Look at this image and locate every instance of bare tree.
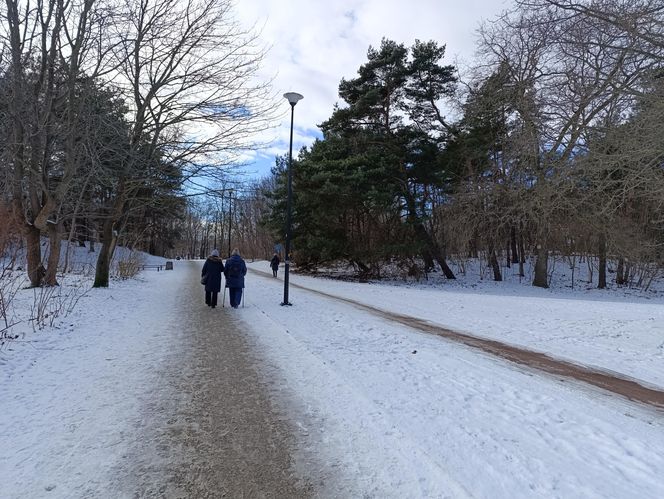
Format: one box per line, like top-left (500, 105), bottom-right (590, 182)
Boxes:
top-left (475, 1), bottom-right (655, 287)
top-left (1, 0), bottom-right (119, 286)
top-left (92, 0), bottom-right (276, 287)
top-left (518, 1), bottom-right (664, 64)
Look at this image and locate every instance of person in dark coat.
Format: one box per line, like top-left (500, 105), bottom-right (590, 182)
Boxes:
top-left (202, 249), bottom-right (224, 308)
top-left (224, 248), bottom-right (247, 308)
top-left (270, 253), bottom-right (280, 278)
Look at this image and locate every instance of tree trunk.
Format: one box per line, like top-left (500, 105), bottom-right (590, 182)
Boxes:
top-left (511, 226), bottom-right (519, 264)
top-left (94, 242), bottom-right (112, 288)
top-left (406, 194), bottom-right (455, 279)
top-left (469, 235), bottom-right (479, 259)
top-left (518, 223), bottom-right (526, 277)
top-left (489, 242), bottom-right (502, 281)
top-left (413, 220), bottom-right (455, 279)
top-left (93, 218), bottom-right (118, 288)
top-left (63, 216), bottom-right (78, 273)
top-left (532, 245), bottom-right (548, 288)
top-left (616, 258), bottom-right (625, 285)
top-left (350, 259), bottom-right (371, 277)
top-left (77, 218), bottom-right (85, 246)
top-left (598, 233), bottom-right (607, 289)
top-left (44, 221), bottom-right (62, 286)
top-left (438, 257), bottom-right (456, 280)
top-left (418, 242), bottom-right (436, 272)
top-left (86, 218), bottom-right (95, 252)
top-left (25, 225), bottom-right (45, 287)
top-left (623, 260), bottom-right (630, 286)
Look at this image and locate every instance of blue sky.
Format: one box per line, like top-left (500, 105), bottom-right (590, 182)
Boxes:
top-left (234, 0), bottom-right (510, 179)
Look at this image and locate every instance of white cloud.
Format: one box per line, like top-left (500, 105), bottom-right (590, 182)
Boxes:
top-left (234, 0), bottom-right (510, 177)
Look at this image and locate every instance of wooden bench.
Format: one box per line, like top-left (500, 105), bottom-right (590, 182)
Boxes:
top-left (138, 264), bottom-right (164, 271)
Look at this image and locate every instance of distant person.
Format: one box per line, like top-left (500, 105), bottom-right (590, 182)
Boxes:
top-left (270, 253), bottom-right (280, 278)
top-left (224, 248), bottom-right (247, 308)
top-left (202, 249), bottom-right (224, 308)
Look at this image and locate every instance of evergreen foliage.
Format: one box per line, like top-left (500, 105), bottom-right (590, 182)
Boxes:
top-left (267, 39), bottom-right (459, 277)
top-left (264, 2), bottom-right (664, 288)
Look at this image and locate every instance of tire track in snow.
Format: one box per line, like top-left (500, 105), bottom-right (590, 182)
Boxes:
top-left (249, 268), bottom-right (664, 412)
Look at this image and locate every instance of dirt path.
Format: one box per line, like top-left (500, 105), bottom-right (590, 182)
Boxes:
top-left (250, 268), bottom-right (664, 412)
top-left (111, 262), bottom-right (314, 498)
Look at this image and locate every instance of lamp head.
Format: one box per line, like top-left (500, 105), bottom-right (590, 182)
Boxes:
top-left (283, 92), bottom-right (303, 106)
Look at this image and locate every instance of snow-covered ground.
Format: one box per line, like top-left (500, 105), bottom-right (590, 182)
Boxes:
top-left (1, 260), bottom-right (178, 497)
top-left (2, 253), bottom-right (663, 498)
top-left (265, 262), bottom-right (664, 389)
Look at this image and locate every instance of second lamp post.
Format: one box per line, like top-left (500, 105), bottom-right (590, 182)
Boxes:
top-left (282, 91), bottom-right (303, 306)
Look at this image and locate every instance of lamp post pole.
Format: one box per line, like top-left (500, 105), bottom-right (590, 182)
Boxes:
top-left (282, 92), bottom-right (303, 306)
top-left (213, 213), bottom-right (217, 250)
top-left (227, 189), bottom-right (233, 258)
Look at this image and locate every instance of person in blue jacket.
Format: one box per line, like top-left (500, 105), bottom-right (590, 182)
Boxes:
top-left (224, 248), bottom-right (247, 308)
top-left (202, 249), bottom-right (224, 308)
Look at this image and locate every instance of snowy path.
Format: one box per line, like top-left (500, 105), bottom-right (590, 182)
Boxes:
top-left (254, 267), bottom-right (664, 410)
top-left (1, 263), bottom-right (313, 498)
top-left (107, 261), bottom-right (313, 496)
top-left (237, 264), bottom-right (664, 498)
top-left (3, 260), bottom-right (664, 498)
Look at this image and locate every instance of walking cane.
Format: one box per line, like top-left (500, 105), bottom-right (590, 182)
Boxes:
top-left (242, 287), bottom-right (245, 308)
top-left (222, 286), bottom-right (226, 308)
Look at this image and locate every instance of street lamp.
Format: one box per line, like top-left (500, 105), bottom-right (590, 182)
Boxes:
top-left (227, 189), bottom-right (233, 258)
top-left (282, 91), bottom-right (303, 306)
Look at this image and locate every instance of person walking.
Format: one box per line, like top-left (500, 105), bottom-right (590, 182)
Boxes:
top-left (202, 249), bottom-right (224, 308)
top-left (270, 253), bottom-right (280, 278)
top-left (224, 248), bottom-right (247, 309)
